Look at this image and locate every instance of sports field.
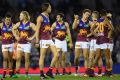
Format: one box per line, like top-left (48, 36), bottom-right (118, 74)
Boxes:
top-left (0, 74), bottom-right (120, 80)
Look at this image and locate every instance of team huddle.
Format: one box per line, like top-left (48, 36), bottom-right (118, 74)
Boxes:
top-left (0, 2), bottom-right (113, 79)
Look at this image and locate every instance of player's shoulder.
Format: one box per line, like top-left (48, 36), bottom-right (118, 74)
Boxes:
top-left (64, 21), bottom-right (69, 25)
top-left (37, 14), bottom-right (43, 22)
top-left (13, 22), bottom-right (21, 27)
top-left (0, 22), bottom-right (4, 28)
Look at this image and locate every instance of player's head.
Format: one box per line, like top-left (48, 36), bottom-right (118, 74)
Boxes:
top-left (56, 13), bottom-right (64, 22)
top-left (99, 9), bottom-right (107, 18)
top-left (107, 13), bottom-right (112, 20)
top-left (92, 11), bottom-right (99, 19)
top-left (82, 9), bottom-right (91, 19)
top-left (4, 12), bottom-right (12, 24)
top-left (20, 11), bottom-right (30, 21)
top-left (41, 3), bottom-right (51, 13)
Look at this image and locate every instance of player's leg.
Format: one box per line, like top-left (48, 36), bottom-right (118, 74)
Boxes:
top-left (103, 48), bottom-right (113, 77)
top-left (82, 42), bottom-right (89, 76)
top-left (23, 43), bottom-right (31, 77)
top-left (97, 56), bottom-right (103, 76)
top-left (74, 42), bottom-right (82, 75)
top-left (16, 44), bottom-right (23, 76)
top-left (61, 40), bottom-right (67, 75)
top-left (8, 52), bottom-right (13, 77)
top-left (39, 48), bottom-right (47, 78)
top-left (54, 39), bottom-right (62, 75)
top-left (2, 46), bottom-right (9, 78)
top-left (61, 51), bottom-right (66, 75)
top-left (8, 44), bottom-right (14, 77)
top-left (46, 44), bottom-right (59, 78)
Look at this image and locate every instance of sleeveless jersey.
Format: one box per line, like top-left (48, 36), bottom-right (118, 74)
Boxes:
top-left (1, 22), bottom-right (13, 44)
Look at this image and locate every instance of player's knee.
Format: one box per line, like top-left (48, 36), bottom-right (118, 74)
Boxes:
top-left (84, 56), bottom-right (88, 61)
top-left (25, 58), bottom-right (30, 63)
top-left (106, 55), bottom-right (111, 60)
top-left (16, 57), bottom-right (21, 62)
top-left (39, 60), bottom-right (43, 66)
top-left (9, 58), bottom-right (13, 63)
top-left (74, 57), bottom-right (79, 64)
top-left (55, 53), bottom-right (59, 58)
top-left (62, 57), bottom-right (65, 61)
top-left (74, 57), bottom-right (79, 61)
top-left (89, 58), bottom-right (93, 62)
top-left (40, 55), bottom-right (45, 60)
top-left (3, 57), bottom-right (8, 61)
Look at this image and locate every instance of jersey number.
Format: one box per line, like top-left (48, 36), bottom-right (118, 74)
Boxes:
top-left (96, 22), bottom-right (104, 33)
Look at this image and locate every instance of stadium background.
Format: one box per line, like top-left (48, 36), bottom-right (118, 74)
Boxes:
top-left (0, 0), bottom-right (120, 74)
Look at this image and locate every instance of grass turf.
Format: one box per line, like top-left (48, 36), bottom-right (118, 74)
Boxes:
top-left (0, 74), bottom-right (120, 80)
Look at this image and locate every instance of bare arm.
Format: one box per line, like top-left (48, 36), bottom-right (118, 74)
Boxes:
top-left (72, 15), bottom-right (79, 30)
top-left (105, 20), bottom-right (113, 38)
top-left (51, 22), bottom-right (56, 32)
top-left (51, 22), bottom-right (56, 39)
top-left (12, 22), bottom-right (20, 39)
top-left (30, 22), bottom-right (36, 31)
top-left (65, 22), bottom-right (73, 48)
top-left (0, 23), bottom-right (3, 40)
top-left (28, 22), bottom-right (36, 40)
top-left (36, 16), bottom-right (43, 43)
top-left (88, 21), bottom-right (97, 37)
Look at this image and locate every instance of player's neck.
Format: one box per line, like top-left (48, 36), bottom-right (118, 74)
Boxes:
top-left (5, 22), bottom-right (10, 26)
top-left (42, 12), bottom-right (49, 17)
top-left (92, 18), bottom-right (97, 21)
top-left (22, 20), bottom-right (29, 24)
top-left (58, 21), bottom-right (63, 24)
top-left (81, 17), bottom-right (87, 22)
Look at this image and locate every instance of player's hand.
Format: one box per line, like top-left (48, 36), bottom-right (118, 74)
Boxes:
top-left (87, 33), bottom-right (92, 37)
top-left (27, 37), bottom-right (33, 42)
top-left (16, 36), bottom-right (20, 41)
top-left (74, 15), bottom-right (79, 20)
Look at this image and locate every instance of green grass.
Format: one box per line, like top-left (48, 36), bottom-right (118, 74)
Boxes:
top-left (0, 74), bottom-right (120, 80)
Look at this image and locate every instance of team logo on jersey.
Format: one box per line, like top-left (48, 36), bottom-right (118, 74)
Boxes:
top-left (44, 20), bottom-right (47, 23)
top-left (85, 24), bottom-right (89, 27)
top-left (56, 26), bottom-right (59, 29)
top-left (56, 31), bottom-right (65, 38)
top-left (61, 26), bottom-right (65, 29)
top-left (8, 28), bottom-right (12, 31)
top-left (19, 26), bottom-right (23, 29)
top-left (2, 28), bottom-right (6, 31)
top-left (3, 33), bottom-right (12, 39)
top-left (4, 47), bottom-right (8, 49)
top-left (43, 25), bottom-right (51, 32)
top-left (20, 31), bottom-right (28, 38)
top-left (78, 29), bottom-right (87, 36)
top-left (17, 45), bottom-right (21, 48)
top-left (24, 26), bottom-right (30, 30)
top-left (79, 24), bottom-right (83, 26)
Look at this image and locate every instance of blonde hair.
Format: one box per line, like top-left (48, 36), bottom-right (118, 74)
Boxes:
top-left (21, 11), bottom-right (30, 21)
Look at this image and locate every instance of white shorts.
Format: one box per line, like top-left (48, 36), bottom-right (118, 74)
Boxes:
top-left (40, 40), bottom-right (55, 48)
top-left (90, 39), bottom-right (99, 51)
top-left (96, 43), bottom-right (109, 49)
top-left (108, 43), bottom-right (113, 52)
top-left (75, 41), bottom-right (89, 49)
top-left (55, 39), bottom-right (67, 52)
top-left (2, 43), bottom-right (14, 52)
top-left (17, 43), bottom-right (31, 53)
